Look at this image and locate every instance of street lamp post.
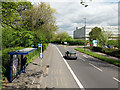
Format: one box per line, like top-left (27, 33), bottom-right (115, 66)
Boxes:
top-left (84, 18), bottom-right (86, 51)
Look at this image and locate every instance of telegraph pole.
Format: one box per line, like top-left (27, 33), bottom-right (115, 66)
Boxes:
top-left (84, 18), bottom-right (86, 51)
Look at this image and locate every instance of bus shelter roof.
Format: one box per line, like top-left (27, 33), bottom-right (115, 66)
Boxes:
top-left (8, 48), bottom-right (37, 55)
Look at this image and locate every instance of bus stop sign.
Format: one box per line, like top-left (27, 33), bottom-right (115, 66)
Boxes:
top-left (38, 44), bottom-right (41, 47)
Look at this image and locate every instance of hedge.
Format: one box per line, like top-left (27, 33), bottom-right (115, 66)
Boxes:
top-left (52, 39), bottom-right (85, 45)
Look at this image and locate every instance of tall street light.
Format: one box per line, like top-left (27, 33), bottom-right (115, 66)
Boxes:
top-left (83, 18), bottom-right (86, 51)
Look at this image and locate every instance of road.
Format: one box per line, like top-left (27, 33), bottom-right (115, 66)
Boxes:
top-left (56, 44), bottom-right (120, 89)
top-left (6, 44), bottom-right (120, 89)
top-left (40, 44), bottom-right (120, 89)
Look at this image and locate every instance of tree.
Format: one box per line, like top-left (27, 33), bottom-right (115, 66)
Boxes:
top-left (89, 27), bottom-right (109, 46)
top-left (2, 2), bottom-right (33, 30)
top-left (53, 32), bottom-right (72, 43)
top-left (98, 28), bottom-right (108, 46)
top-left (21, 2), bottom-right (58, 43)
top-left (2, 2), bottom-right (57, 48)
top-left (89, 27), bottom-right (102, 42)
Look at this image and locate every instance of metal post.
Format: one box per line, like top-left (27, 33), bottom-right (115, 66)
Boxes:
top-left (41, 44), bottom-right (42, 54)
top-left (84, 18), bottom-right (86, 51)
top-left (40, 44), bottom-right (42, 67)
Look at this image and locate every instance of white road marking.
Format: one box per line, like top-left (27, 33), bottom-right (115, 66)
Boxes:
top-left (83, 55), bottom-right (88, 58)
top-left (89, 63), bottom-right (103, 72)
top-left (79, 57), bottom-right (85, 61)
top-left (113, 77), bottom-right (120, 83)
top-left (55, 45), bottom-right (85, 90)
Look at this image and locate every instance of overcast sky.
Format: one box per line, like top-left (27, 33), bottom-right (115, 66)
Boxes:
top-left (29, 0), bottom-right (119, 37)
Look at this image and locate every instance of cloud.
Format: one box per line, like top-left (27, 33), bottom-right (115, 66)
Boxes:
top-left (29, 0), bottom-right (118, 37)
top-left (50, 1), bottom-right (118, 32)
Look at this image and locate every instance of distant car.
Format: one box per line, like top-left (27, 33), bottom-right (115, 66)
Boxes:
top-left (64, 51), bottom-right (77, 60)
top-left (64, 42), bottom-right (67, 45)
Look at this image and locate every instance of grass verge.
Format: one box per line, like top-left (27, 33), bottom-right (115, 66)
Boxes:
top-left (75, 48), bottom-right (120, 67)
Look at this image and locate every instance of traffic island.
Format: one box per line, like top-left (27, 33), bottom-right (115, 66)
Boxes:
top-left (75, 47), bottom-right (120, 67)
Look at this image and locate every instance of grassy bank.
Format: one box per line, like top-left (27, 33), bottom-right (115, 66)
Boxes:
top-left (75, 48), bottom-right (120, 67)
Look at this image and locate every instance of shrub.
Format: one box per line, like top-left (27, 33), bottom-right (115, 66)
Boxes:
top-left (92, 47), bottom-right (104, 52)
top-left (107, 40), bottom-right (119, 48)
top-left (67, 39), bottom-right (84, 45)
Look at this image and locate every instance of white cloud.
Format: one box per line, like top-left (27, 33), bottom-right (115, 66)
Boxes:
top-left (28, 0), bottom-right (118, 37)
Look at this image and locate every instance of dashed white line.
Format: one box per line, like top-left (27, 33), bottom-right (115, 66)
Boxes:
top-left (55, 45), bottom-right (85, 90)
top-left (113, 77), bottom-right (120, 83)
top-left (89, 63), bottom-right (103, 72)
top-left (79, 57), bottom-right (85, 61)
top-left (83, 55), bottom-right (88, 58)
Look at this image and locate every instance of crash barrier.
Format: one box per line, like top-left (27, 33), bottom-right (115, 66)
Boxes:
top-left (8, 48), bottom-right (37, 83)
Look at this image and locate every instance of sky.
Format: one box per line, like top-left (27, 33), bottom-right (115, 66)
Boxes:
top-left (28, 0), bottom-right (119, 37)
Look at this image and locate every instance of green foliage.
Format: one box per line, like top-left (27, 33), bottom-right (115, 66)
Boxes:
top-left (92, 47), bottom-right (104, 52)
top-left (52, 32), bottom-right (72, 43)
top-left (89, 27), bottom-right (109, 46)
top-left (2, 26), bottom-right (34, 48)
top-left (2, 44), bottom-right (48, 80)
top-left (67, 39), bottom-right (84, 45)
top-left (21, 2), bottom-right (57, 41)
top-left (103, 48), bottom-right (120, 58)
top-left (88, 46), bottom-right (120, 58)
top-left (2, 1), bottom-right (53, 82)
top-left (107, 40), bottom-right (119, 48)
top-left (75, 48), bottom-right (120, 67)
top-left (2, 2), bottom-right (57, 49)
top-left (89, 27), bottom-right (102, 41)
top-left (2, 2), bottom-right (33, 30)
top-left (52, 31), bottom-right (85, 45)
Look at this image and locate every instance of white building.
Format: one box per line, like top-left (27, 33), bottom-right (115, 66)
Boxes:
top-left (73, 26), bottom-right (119, 40)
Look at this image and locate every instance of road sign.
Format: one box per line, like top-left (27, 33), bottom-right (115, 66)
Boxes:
top-left (31, 45), bottom-right (34, 47)
top-left (92, 40), bottom-right (97, 46)
top-left (87, 42), bottom-right (90, 47)
top-left (92, 40), bottom-right (97, 44)
top-left (38, 44), bottom-right (41, 47)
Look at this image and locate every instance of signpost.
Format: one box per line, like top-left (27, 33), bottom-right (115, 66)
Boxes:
top-left (38, 44), bottom-right (43, 67)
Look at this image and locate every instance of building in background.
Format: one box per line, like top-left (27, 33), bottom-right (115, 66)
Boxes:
top-left (73, 26), bottom-right (118, 40)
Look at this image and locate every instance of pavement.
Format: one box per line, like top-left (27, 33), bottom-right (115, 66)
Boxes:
top-left (4, 44), bottom-right (79, 89)
top-left (57, 45), bottom-right (120, 89)
top-left (3, 44), bottom-right (120, 89)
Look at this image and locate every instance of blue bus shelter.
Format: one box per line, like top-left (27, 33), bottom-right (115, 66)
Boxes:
top-left (8, 48), bottom-right (37, 83)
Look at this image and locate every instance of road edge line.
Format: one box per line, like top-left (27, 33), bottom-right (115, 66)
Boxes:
top-left (55, 45), bottom-right (85, 90)
top-left (113, 77), bottom-right (120, 83)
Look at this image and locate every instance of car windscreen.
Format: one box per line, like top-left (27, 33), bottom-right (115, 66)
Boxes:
top-left (70, 53), bottom-right (76, 56)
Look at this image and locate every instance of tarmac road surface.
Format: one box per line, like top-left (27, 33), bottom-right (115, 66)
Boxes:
top-left (5, 44), bottom-right (120, 90)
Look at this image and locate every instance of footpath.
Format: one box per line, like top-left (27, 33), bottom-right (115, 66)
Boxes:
top-left (3, 45), bottom-right (51, 89)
